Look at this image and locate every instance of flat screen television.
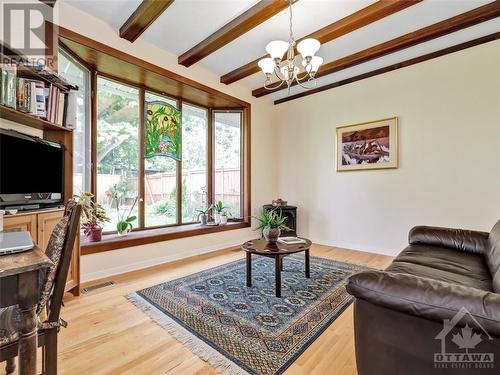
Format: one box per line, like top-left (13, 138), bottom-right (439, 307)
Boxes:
top-left (0, 129), bottom-right (64, 210)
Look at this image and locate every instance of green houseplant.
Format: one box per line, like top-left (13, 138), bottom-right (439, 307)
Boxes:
top-left (196, 207), bottom-right (211, 225)
top-left (115, 197), bottom-right (138, 236)
top-left (212, 200), bottom-right (227, 224)
top-left (254, 209), bottom-right (289, 243)
top-left (74, 192), bottom-right (110, 242)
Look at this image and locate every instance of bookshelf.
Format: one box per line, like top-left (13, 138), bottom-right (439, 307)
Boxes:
top-left (0, 104), bottom-right (72, 132)
top-left (0, 45), bottom-right (80, 296)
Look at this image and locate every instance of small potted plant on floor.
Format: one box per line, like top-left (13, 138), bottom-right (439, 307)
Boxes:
top-left (212, 200), bottom-right (227, 224)
top-left (254, 209), bottom-right (289, 243)
top-left (75, 192), bottom-right (110, 242)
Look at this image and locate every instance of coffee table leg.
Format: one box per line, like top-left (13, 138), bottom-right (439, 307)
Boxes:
top-left (246, 252), bottom-right (252, 287)
top-left (275, 255), bottom-right (282, 298)
top-left (305, 249), bottom-right (310, 278)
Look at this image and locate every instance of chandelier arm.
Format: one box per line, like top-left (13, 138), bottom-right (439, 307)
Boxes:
top-left (264, 79), bottom-right (286, 91)
top-left (294, 75), bottom-right (316, 90)
top-left (273, 64), bottom-right (285, 81)
top-left (295, 71), bottom-right (312, 82)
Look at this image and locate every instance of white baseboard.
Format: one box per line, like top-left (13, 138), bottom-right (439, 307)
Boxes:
top-left (81, 237), bottom-right (254, 283)
top-left (312, 238), bottom-right (400, 257)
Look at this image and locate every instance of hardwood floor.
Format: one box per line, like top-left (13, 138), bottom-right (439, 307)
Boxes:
top-left (4, 244), bottom-right (393, 375)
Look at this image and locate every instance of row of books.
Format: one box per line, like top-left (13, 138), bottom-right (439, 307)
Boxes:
top-left (1, 65), bottom-right (77, 128)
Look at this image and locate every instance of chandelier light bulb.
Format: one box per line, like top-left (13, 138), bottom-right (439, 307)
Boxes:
top-left (258, 57), bottom-right (275, 75)
top-left (297, 38), bottom-right (320, 59)
top-left (266, 40), bottom-right (289, 60)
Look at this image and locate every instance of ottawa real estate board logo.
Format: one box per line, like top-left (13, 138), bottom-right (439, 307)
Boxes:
top-left (434, 307), bottom-right (494, 370)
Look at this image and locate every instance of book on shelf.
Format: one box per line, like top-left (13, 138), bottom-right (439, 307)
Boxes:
top-left (3, 74), bottom-right (76, 128)
top-left (277, 237), bottom-right (306, 245)
top-left (16, 78), bottom-right (47, 117)
top-left (1, 65), bottom-right (17, 108)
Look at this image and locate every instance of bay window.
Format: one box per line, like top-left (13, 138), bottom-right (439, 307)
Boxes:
top-left (87, 76), bottom-right (247, 235)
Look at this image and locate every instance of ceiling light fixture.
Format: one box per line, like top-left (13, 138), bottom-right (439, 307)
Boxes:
top-left (258, 0), bottom-right (323, 93)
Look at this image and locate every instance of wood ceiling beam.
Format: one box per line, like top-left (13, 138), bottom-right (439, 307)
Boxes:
top-left (220, 0), bottom-right (422, 85)
top-left (39, 0), bottom-right (56, 7)
top-left (274, 32), bottom-right (500, 105)
top-left (119, 0), bottom-right (175, 43)
top-left (178, 0), bottom-right (293, 67)
top-left (253, 1), bottom-right (500, 97)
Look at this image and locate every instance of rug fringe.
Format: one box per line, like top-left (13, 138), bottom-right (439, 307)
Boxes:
top-left (126, 292), bottom-right (251, 375)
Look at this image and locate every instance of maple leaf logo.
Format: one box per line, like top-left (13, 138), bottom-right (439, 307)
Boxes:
top-left (451, 324), bottom-right (483, 353)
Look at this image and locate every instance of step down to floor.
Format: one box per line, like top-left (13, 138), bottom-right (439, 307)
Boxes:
top-left (81, 280), bottom-right (116, 294)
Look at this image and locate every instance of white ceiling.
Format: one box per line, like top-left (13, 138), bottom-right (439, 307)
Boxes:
top-left (64, 0), bottom-right (499, 102)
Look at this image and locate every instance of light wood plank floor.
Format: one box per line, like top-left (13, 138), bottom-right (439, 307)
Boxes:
top-left (4, 244), bottom-right (392, 375)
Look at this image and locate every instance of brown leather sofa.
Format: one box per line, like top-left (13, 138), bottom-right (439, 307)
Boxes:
top-left (347, 220), bottom-right (500, 375)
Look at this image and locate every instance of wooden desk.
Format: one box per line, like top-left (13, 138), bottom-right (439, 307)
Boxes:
top-left (0, 243), bottom-right (52, 375)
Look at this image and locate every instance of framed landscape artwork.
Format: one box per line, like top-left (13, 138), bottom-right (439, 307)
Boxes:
top-left (336, 117), bottom-right (398, 171)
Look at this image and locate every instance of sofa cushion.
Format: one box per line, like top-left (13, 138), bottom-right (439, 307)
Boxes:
top-left (409, 226), bottom-right (489, 254)
top-left (387, 244), bottom-right (492, 291)
top-left (486, 219), bottom-right (500, 292)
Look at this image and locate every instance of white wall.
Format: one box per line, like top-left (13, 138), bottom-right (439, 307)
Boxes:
top-left (275, 40), bottom-right (500, 256)
top-left (52, 2), bottom-right (277, 281)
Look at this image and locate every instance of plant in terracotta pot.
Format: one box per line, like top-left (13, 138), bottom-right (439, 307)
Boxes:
top-left (254, 209), bottom-right (289, 243)
top-left (74, 192), bottom-right (110, 242)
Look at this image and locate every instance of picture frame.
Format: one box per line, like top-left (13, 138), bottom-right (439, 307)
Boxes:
top-left (336, 117), bottom-right (398, 171)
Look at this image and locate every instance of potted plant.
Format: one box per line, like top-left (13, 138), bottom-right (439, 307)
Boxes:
top-left (212, 201), bottom-right (227, 224)
top-left (219, 210), bottom-right (229, 225)
top-left (197, 207), bottom-right (211, 225)
top-left (116, 196), bottom-right (138, 236)
top-left (74, 192), bottom-right (110, 242)
top-left (254, 209), bottom-right (289, 243)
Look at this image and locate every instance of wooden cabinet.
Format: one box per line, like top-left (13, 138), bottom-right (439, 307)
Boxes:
top-left (3, 208), bottom-right (80, 296)
top-left (3, 214), bottom-right (38, 242)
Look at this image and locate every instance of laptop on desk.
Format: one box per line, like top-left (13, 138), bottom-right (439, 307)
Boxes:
top-left (0, 231), bottom-right (35, 255)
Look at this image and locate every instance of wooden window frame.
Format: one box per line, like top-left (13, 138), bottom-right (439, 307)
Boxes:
top-left (72, 51), bottom-right (251, 255)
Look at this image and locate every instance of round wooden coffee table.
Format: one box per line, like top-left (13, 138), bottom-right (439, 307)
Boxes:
top-left (241, 238), bottom-right (312, 297)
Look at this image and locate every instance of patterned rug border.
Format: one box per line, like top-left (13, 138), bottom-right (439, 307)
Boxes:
top-left (126, 255), bottom-right (368, 375)
top-left (127, 292), bottom-right (251, 375)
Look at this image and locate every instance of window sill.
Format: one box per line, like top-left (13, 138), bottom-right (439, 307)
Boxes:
top-left (80, 221), bottom-right (251, 255)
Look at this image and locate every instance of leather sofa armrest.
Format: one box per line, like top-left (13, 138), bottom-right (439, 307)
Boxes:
top-left (409, 225), bottom-right (489, 254)
top-left (346, 270), bottom-right (500, 336)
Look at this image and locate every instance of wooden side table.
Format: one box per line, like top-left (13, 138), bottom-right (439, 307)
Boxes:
top-left (241, 238), bottom-right (312, 297)
top-left (0, 241), bottom-right (52, 375)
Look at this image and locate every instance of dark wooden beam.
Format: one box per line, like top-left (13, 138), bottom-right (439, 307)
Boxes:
top-left (39, 0), bottom-right (56, 7)
top-left (179, 0), bottom-right (292, 67)
top-left (254, 1), bottom-right (500, 97)
top-left (119, 0), bottom-right (175, 43)
top-left (220, 0), bottom-right (422, 85)
top-left (274, 32), bottom-right (500, 105)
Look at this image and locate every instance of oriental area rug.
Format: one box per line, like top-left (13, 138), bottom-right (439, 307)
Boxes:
top-left (127, 254), bottom-right (369, 375)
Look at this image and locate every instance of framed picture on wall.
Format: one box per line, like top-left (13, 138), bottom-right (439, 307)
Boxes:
top-left (336, 117), bottom-right (398, 171)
